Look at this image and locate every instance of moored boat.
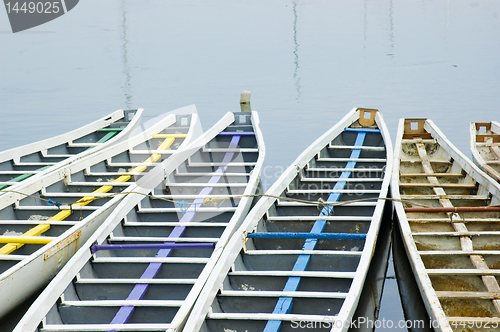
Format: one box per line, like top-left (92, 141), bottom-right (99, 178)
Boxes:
top-left (14, 109), bottom-right (265, 331)
top-left (392, 118), bottom-right (500, 332)
top-left (0, 107), bottom-right (199, 320)
top-left (183, 107), bottom-right (392, 332)
top-left (0, 109), bottom-right (142, 196)
top-left (470, 121), bottom-right (500, 182)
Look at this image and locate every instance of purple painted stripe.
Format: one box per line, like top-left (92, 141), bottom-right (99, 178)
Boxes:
top-left (109, 306), bottom-right (134, 327)
top-left (91, 242), bottom-right (214, 254)
top-left (128, 284), bottom-right (148, 300)
top-left (140, 262), bottom-right (163, 279)
top-left (217, 131), bottom-right (254, 136)
top-left (107, 135), bottom-right (241, 328)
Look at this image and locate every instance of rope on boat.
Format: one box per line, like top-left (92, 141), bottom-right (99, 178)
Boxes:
top-left (46, 199), bottom-right (62, 210)
top-left (3, 188), bottom-right (493, 213)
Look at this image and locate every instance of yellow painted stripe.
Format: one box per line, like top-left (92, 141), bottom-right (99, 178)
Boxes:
top-left (113, 175), bottom-right (132, 182)
top-left (24, 224), bottom-right (51, 236)
top-left (141, 154), bottom-right (162, 165)
top-left (0, 237), bottom-right (53, 244)
top-left (129, 154), bottom-right (162, 173)
top-left (0, 135), bottom-right (178, 255)
top-left (0, 244), bottom-right (21, 255)
top-left (0, 224), bottom-right (51, 255)
top-left (129, 138), bottom-right (175, 173)
top-left (129, 165), bottom-right (148, 174)
top-left (153, 134), bottom-right (187, 138)
top-left (48, 209), bottom-right (72, 221)
top-left (157, 137), bottom-right (176, 151)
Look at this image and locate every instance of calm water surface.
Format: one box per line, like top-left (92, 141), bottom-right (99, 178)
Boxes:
top-left (1, 0), bottom-right (500, 330)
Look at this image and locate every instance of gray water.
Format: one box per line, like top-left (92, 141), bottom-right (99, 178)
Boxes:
top-left (1, 0), bottom-right (500, 330)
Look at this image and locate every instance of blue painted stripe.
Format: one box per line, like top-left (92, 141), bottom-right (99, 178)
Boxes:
top-left (107, 134), bottom-right (241, 329)
top-left (344, 127), bottom-right (380, 133)
top-left (218, 131), bottom-right (255, 136)
top-left (263, 130), bottom-right (368, 332)
top-left (247, 232), bottom-right (366, 239)
top-left (353, 132), bottom-right (366, 147)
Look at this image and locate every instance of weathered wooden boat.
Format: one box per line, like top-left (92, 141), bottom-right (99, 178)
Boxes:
top-left (183, 107), bottom-right (392, 332)
top-left (470, 121), bottom-right (500, 182)
top-left (15, 109), bottom-right (265, 332)
top-left (0, 109), bottom-right (142, 195)
top-left (392, 118), bottom-right (500, 332)
top-left (0, 107), bottom-right (199, 320)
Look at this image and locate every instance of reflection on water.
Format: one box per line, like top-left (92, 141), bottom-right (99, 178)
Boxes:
top-left (292, 0), bottom-right (301, 102)
top-left (363, 0), bottom-right (368, 48)
top-left (121, 0), bottom-right (132, 109)
top-left (388, 0), bottom-right (394, 59)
